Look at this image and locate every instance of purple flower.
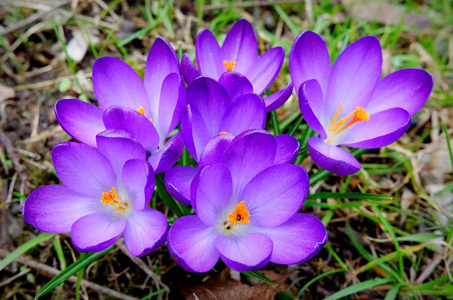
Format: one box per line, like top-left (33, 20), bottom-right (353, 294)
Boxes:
top-left (167, 131), bottom-right (327, 272)
top-left (22, 131), bottom-right (168, 256)
top-left (181, 19), bottom-right (293, 112)
top-left (289, 31), bottom-right (433, 175)
top-left (54, 37), bottom-right (186, 174)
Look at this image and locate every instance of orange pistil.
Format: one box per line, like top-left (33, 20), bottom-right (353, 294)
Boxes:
top-left (223, 60), bottom-right (236, 72)
top-left (137, 106), bottom-right (153, 123)
top-left (328, 104), bottom-right (369, 137)
top-left (101, 187), bottom-right (127, 210)
top-left (227, 201), bottom-right (250, 226)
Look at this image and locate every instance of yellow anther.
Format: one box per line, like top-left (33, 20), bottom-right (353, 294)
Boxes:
top-left (219, 131), bottom-right (229, 135)
top-left (137, 106), bottom-right (146, 116)
top-left (227, 201), bottom-right (250, 226)
top-left (223, 60), bottom-right (236, 72)
top-left (101, 187), bottom-right (127, 211)
top-left (328, 104), bottom-right (370, 136)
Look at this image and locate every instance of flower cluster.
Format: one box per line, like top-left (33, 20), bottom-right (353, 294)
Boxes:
top-left (23, 19), bottom-right (432, 273)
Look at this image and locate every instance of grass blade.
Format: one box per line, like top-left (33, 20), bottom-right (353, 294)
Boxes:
top-left (324, 277), bottom-right (393, 300)
top-left (241, 270), bottom-right (276, 286)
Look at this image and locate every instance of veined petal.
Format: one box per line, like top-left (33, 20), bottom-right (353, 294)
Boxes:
top-left (167, 215), bottom-right (219, 273)
top-left (219, 93), bottom-right (266, 136)
top-left (241, 164), bottom-right (308, 227)
top-left (164, 166), bottom-right (197, 205)
top-left (325, 36), bottom-right (382, 118)
top-left (299, 79), bottom-right (327, 139)
top-left (196, 30), bottom-right (223, 80)
top-left (23, 185), bottom-right (99, 233)
top-left (122, 159), bottom-right (154, 210)
top-left (71, 213), bottom-right (126, 252)
top-left (340, 108), bottom-right (411, 148)
top-left (258, 213), bottom-right (327, 264)
top-left (148, 132), bottom-right (184, 174)
top-left (144, 37), bottom-right (180, 114)
top-left (264, 82), bottom-right (293, 113)
top-left (96, 130), bottom-right (146, 179)
top-left (93, 57), bottom-right (150, 113)
top-left (198, 134), bottom-right (234, 169)
top-left (218, 72), bottom-right (253, 101)
top-left (193, 165), bottom-right (233, 226)
top-left (54, 99), bottom-right (105, 147)
top-left (275, 134), bottom-right (300, 164)
top-left (52, 142), bottom-right (116, 198)
top-left (289, 30), bottom-right (331, 94)
top-left (221, 19), bottom-right (257, 74)
top-left (366, 69), bottom-right (433, 116)
top-left (181, 53), bottom-right (200, 85)
top-left (245, 47), bottom-right (284, 95)
top-left (215, 233), bottom-right (272, 272)
top-left (123, 208), bottom-right (168, 257)
top-left (103, 106), bottom-right (159, 154)
top-left (308, 136), bottom-right (361, 176)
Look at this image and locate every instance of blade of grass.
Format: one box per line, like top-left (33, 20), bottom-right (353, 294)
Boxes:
top-left (155, 174), bottom-right (190, 217)
top-left (324, 277), bottom-right (394, 300)
top-left (384, 285), bottom-right (399, 300)
top-left (307, 192), bottom-right (392, 201)
top-left (297, 268), bottom-right (346, 297)
top-left (242, 270), bottom-right (276, 286)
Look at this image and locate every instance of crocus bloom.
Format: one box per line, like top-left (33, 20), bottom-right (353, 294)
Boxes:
top-left (55, 37), bottom-right (186, 173)
top-left (23, 131), bottom-right (168, 256)
top-left (289, 31), bottom-right (433, 175)
top-left (181, 19), bottom-right (293, 112)
top-left (167, 131), bottom-right (327, 272)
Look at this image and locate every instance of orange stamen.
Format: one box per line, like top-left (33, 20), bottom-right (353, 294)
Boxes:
top-left (328, 105), bottom-right (369, 137)
top-left (137, 107), bottom-right (153, 123)
top-left (101, 187), bottom-right (127, 210)
top-left (227, 201), bottom-right (250, 226)
top-left (219, 131), bottom-right (229, 135)
top-left (223, 60), bottom-right (236, 72)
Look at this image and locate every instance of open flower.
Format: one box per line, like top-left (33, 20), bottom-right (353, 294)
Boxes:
top-left (181, 19), bottom-right (293, 112)
top-left (167, 131), bottom-right (327, 272)
top-left (289, 31), bottom-right (433, 175)
top-left (23, 131), bottom-right (168, 256)
top-left (54, 37), bottom-right (185, 173)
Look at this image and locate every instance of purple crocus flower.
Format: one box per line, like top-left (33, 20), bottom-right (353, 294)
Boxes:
top-left (23, 130), bottom-right (168, 256)
top-left (167, 131), bottom-right (327, 272)
top-left (181, 19), bottom-right (293, 112)
top-left (54, 37), bottom-right (186, 174)
top-left (289, 31), bottom-right (433, 175)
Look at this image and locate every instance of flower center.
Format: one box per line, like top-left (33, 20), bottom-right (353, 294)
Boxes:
top-left (137, 106), bottom-right (153, 123)
top-left (327, 104), bottom-right (369, 142)
top-left (223, 60), bottom-right (236, 72)
top-left (223, 201), bottom-right (250, 230)
top-left (101, 187), bottom-right (128, 211)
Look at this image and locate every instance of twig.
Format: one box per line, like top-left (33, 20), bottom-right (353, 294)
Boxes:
top-left (201, 0), bottom-right (303, 11)
top-left (0, 248), bottom-right (139, 300)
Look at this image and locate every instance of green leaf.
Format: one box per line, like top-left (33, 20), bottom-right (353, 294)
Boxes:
top-left (0, 232), bottom-right (55, 271)
top-left (58, 78), bottom-right (72, 92)
top-left (384, 285), bottom-right (399, 300)
top-left (36, 245), bottom-right (116, 298)
top-left (307, 192), bottom-right (392, 200)
top-left (324, 277), bottom-right (393, 300)
top-left (241, 270), bottom-right (276, 286)
top-left (155, 173), bottom-right (191, 217)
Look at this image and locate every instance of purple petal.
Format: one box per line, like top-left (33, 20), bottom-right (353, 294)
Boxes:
top-left (367, 69), bottom-right (433, 116)
top-left (164, 166), bottom-right (197, 205)
top-left (220, 94), bottom-right (265, 135)
top-left (289, 31), bottom-right (331, 94)
top-left (325, 36), bottom-right (382, 117)
top-left (215, 233), bottom-right (272, 272)
top-left (275, 134), bottom-right (300, 164)
top-left (180, 105), bottom-right (202, 161)
top-left (167, 215), bottom-right (219, 273)
top-left (54, 99), bottom-right (105, 147)
top-left (181, 53), bottom-right (200, 85)
top-left (245, 47), bottom-right (284, 94)
top-left (258, 214), bottom-right (327, 264)
top-left (52, 142), bottom-right (116, 198)
top-left (221, 19), bottom-right (257, 74)
top-left (308, 136), bottom-right (361, 175)
top-left (220, 131), bottom-right (276, 196)
top-left (23, 185), bottom-right (99, 233)
top-left (196, 30), bottom-right (223, 80)
top-left (103, 106), bottom-right (159, 154)
top-left (193, 165), bottom-right (232, 226)
top-left (71, 213), bottom-right (126, 252)
top-left (241, 164), bottom-right (308, 227)
top-left (93, 57), bottom-right (149, 112)
top-left (122, 159), bottom-right (154, 210)
top-left (218, 72), bottom-right (253, 101)
top-left (341, 108), bottom-right (411, 148)
top-left (96, 130), bottom-right (146, 179)
top-left (148, 132), bottom-right (184, 174)
top-left (299, 80), bottom-right (327, 139)
top-left (264, 82), bottom-right (294, 113)
top-left (123, 208), bottom-right (168, 256)
top-left (198, 134), bottom-right (234, 169)
top-left (144, 37), bottom-right (180, 113)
